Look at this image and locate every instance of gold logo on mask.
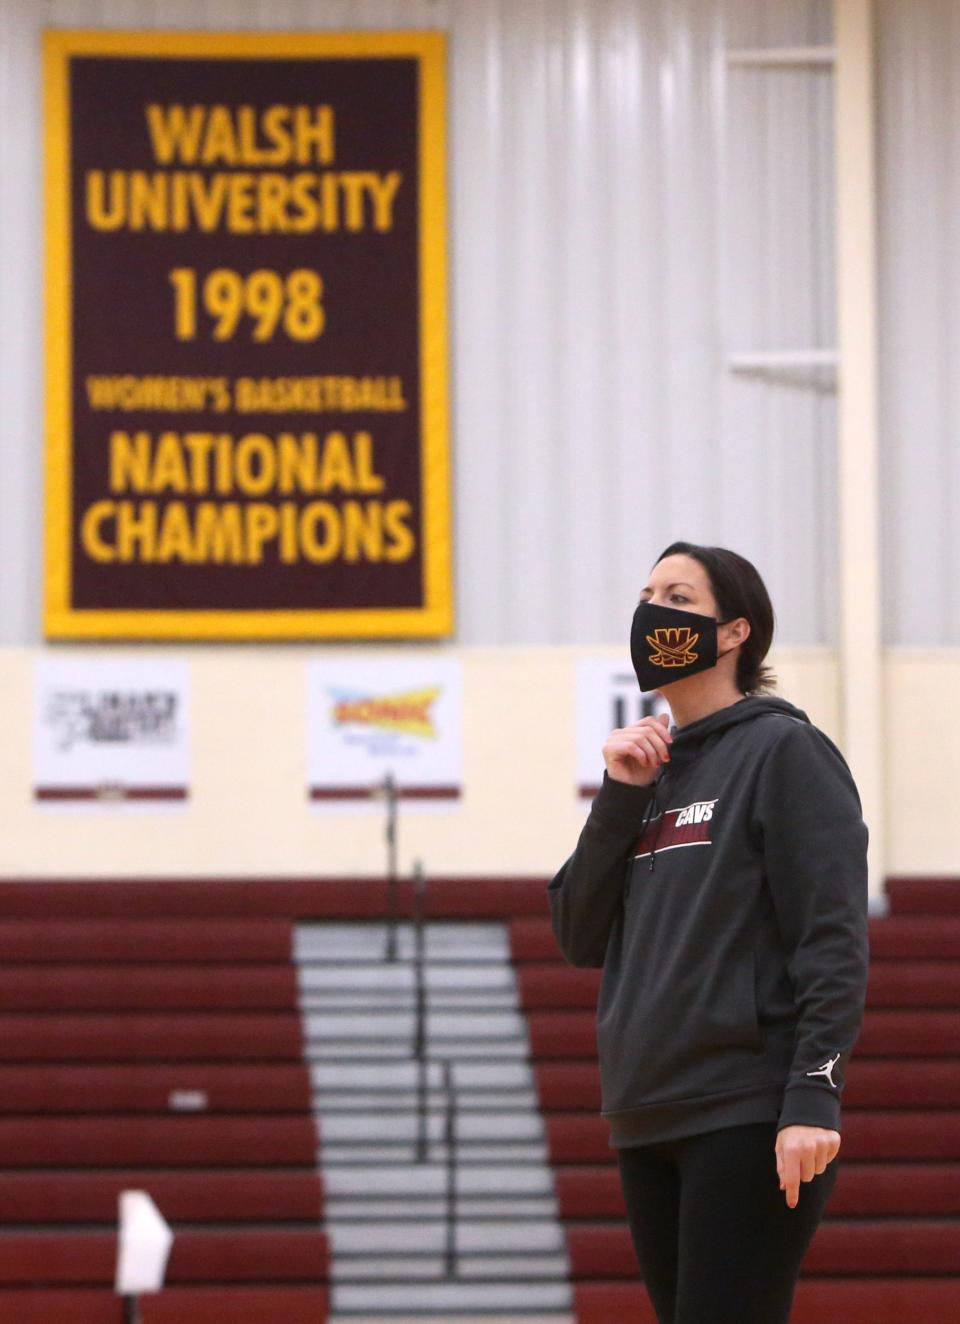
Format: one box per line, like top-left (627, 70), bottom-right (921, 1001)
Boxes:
top-left (646, 627), bottom-right (700, 667)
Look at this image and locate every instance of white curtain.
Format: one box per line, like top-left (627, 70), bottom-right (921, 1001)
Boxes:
top-left (0, 0), bottom-right (837, 644)
top-left (877, 0), bottom-right (960, 646)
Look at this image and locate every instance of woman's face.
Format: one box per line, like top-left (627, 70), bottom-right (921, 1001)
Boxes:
top-left (638, 554), bottom-right (718, 617)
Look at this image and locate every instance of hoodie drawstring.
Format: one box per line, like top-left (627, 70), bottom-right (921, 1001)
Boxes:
top-left (647, 776), bottom-right (664, 872)
top-left (634, 781), bottom-right (658, 871)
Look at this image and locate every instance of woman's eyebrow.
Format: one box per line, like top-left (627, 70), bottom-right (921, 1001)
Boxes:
top-left (640, 581), bottom-right (696, 594)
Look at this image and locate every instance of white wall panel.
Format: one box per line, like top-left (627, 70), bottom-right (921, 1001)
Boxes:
top-left (876, 0), bottom-right (960, 645)
top-left (0, 0), bottom-right (837, 646)
top-left (0, 0), bottom-right (44, 645)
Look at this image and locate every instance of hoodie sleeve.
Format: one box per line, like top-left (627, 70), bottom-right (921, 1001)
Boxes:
top-left (546, 771), bottom-right (657, 968)
top-left (752, 720), bottom-right (870, 1134)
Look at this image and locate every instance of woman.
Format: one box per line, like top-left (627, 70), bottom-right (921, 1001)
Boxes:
top-left (547, 541), bottom-right (870, 1324)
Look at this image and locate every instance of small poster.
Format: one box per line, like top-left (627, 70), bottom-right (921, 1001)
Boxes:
top-left (34, 655), bottom-right (190, 806)
top-left (307, 656), bottom-right (462, 808)
top-left (576, 657), bottom-right (671, 801)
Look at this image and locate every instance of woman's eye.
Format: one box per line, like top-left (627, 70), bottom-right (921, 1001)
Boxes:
top-left (671, 594), bottom-right (688, 603)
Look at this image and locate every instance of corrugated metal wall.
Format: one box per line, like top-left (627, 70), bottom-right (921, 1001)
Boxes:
top-left (876, 0), bottom-right (960, 646)
top-left (0, 0), bottom-right (842, 645)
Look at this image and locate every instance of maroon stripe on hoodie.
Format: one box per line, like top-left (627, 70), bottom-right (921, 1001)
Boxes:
top-left (634, 800), bottom-right (718, 857)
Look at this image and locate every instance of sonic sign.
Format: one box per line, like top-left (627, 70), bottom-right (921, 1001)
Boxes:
top-left (43, 29), bottom-right (452, 639)
top-left (307, 658), bottom-right (462, 805)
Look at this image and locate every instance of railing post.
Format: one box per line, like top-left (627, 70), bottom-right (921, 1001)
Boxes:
top-left (442, 1058), bottom-right (457, 1277)
top-left (382, 771), bottom-right (399, 961)
top-left (412, 859), bottom-right (428, 1162)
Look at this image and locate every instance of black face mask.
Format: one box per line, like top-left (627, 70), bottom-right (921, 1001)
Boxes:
top-left (630, 600), bottom-right (732, 693)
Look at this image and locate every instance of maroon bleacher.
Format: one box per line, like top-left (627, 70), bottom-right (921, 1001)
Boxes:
top-left (0, 897), bottom-right (328, 1324)
top-left (0, 874), bottom-right (956, 1322)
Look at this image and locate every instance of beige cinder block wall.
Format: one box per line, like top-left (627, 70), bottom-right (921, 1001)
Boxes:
top-left (0, 646), bottom-right (954, 907)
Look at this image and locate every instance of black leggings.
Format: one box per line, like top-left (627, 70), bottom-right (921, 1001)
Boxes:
top-left (616, 1121), bottom-right (838, 1324)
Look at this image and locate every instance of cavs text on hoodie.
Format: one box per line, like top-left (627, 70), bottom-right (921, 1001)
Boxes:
top-left (546, 695), bottom-right (870, 1147)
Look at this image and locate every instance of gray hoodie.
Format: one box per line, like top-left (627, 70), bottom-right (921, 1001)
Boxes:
top-left (547, 694), bottom-right (870, 1147)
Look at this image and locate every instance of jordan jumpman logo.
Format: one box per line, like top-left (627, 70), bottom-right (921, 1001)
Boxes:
top-left (805, 1053), bottom-right (840, 1087)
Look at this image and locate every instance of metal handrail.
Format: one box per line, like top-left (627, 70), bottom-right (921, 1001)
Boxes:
top-left (441, 1057), bottom-right (457, 1277)
top-left (382, 771), bottom-right (399, 961)
top-left (402, 863), bottom-right (458, 1274)
top-left (411, 859), bottom-right (428, 1162)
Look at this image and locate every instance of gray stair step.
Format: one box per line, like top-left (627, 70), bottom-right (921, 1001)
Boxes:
top-left (315, 1090), bottom-right (537, 1110)
top-left (295, 924), bottom-right (510, 962)
top-left (304, 1010), bottom-right (527, 1039)
top-left (298, 964), bottom-right (517, 991)
top-left (331, 1282), bottom-right (573, 1313)
top-left (307, 1042), bottom-right (528, 1061)
top-left (320, 1114), bottom-right (544, 1143)
top-left (322, 1164), bottom-right (555, 1198)
top-left (320, 1142), bottom-right (548, 1164)
top-left (311, 1062), bottom-right (535, 1090)
top-left (328, 1198), bottom-right (559, 1219)
top-left (303, 992), bottom-right (520, 1010)
top-left (328, 1222), bottom-right (564, 1255)
top-left (331, 1255), bottom-right (570, 1281)
top-left (329, 1315), bottom-right (574, 1324)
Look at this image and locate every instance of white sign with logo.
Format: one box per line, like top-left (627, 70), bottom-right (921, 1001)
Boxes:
top-left (34, 655), bottom-right (190, 809)
top-left (576, 656), bottom-right (671, 801)
top-left (307, 656), bottom-right (463, 810)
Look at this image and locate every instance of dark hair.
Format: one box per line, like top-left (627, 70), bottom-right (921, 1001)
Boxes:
top-left (653, 541), bottom-right (777, 695)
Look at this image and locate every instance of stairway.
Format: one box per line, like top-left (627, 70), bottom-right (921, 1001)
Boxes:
top-left (299, 919), bottom-right (573, 1318)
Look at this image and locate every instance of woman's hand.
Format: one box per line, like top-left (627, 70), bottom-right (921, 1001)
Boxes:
top-left (602, 712), bottom-right (673, 786)
top-left (775, 1125), bottom-right (840, 1208)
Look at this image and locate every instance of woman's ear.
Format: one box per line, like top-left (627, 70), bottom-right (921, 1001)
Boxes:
top-left (724, 616), bottom-right (751, 646)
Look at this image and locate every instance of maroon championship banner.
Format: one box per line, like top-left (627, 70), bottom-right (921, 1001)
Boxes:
top-left (44, 30), bottom-right (451, 639)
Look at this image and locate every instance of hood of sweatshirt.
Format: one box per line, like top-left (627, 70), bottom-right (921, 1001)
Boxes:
top-left (642, 695), bottom-right (812, 870)
top-left (667, 693), bottom-right (810, 759)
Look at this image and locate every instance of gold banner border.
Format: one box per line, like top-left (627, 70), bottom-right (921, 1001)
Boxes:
top-left (42, 28), bottom-right (453, 641)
